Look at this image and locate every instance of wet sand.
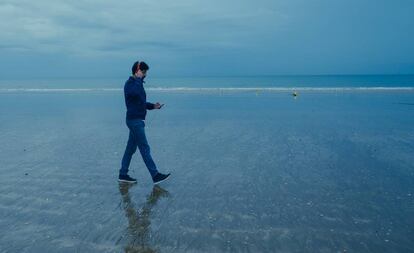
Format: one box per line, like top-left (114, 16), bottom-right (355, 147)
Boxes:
top-left (0, 91), bottom-right (413, 252)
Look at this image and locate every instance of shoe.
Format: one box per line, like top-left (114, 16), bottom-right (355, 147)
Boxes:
top-left (152, 172), bottom-right (171, 184)
top-left (118, 174), bottom-right (137, 183)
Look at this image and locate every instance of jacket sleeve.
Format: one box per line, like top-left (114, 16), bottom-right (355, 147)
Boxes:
top-left (146, 102), bottom-right (155, 110)
top-left (125, 78), bottom-right (148, 103)
top-left (124, 79), bottom-right (141, 97)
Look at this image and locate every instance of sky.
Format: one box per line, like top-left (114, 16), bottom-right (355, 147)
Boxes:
top-left (0, 0), bottom-right (413, 78)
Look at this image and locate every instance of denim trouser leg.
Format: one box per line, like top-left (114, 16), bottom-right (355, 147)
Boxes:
top-left (120, 119), bottom-right (158, 178)
top-left (120, 131), bottom-right (136, 175)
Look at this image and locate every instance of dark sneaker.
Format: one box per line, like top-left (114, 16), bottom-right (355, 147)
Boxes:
top-left (118, 174), bottom-right (137, 183)
top-left (152, 173), bottom-right (171, 184)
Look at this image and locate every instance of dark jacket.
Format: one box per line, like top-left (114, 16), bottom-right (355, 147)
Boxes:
top-left (124, 76), bottom-right (154, 120)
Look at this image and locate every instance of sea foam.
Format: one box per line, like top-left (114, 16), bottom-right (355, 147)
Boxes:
top-left (1, 87), bottom-right (414, 93)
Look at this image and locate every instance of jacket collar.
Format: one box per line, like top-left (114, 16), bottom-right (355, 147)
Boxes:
top-left (130, 75), bottom-right (145, 83)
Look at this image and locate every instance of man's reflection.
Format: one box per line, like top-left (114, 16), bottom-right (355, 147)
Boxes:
top-left (119, 183), bottom-right (170, 253)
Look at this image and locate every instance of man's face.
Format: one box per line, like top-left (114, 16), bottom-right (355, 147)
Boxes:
top-left (136, 69), bottom-right (147, 78)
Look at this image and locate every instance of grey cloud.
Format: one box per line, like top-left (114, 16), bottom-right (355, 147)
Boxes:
top-left (0, 0), bottom-right (413, 77)
top-left (0, 0), bottom-right (285, 55)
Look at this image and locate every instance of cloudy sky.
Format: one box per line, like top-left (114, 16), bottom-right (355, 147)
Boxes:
top-left (0, 0), bottom-right (413, 78)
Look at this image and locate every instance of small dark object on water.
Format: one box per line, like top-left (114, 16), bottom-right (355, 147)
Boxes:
top-left (292, 91), bottom-right (298, 97)
top-left (25, 173), bottom-right (28, 176)
top-left (24, 149), bottom-right (26, 152)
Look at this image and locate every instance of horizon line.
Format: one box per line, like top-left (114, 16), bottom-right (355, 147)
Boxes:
top-left (1, 74), bottom-right (414, 80)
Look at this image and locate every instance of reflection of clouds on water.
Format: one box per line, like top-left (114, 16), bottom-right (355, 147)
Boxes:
top-left (118, 183), bottom-right (170, 253)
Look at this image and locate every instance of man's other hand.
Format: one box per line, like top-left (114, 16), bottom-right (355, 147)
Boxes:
top-left (154, 103), bottom-right (164, 109)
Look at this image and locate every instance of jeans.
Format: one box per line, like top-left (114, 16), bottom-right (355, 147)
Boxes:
top-left (120, 119), bottom-right (158, 178)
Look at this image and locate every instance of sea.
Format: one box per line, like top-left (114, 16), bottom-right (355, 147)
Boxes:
top-left (0, 75), bottom-right (414, 92)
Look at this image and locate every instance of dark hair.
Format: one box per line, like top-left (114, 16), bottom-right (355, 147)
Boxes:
top-left (131, 61), bottom-right (149, 75)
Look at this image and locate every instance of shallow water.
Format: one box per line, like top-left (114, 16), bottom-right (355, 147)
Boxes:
top-left (0, 91), bottom-right (413, 252)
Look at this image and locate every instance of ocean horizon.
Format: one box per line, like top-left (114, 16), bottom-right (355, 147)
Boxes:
top-left (1, 75), bottom-right (414, 91)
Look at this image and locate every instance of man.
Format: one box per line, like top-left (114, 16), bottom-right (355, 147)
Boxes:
top-left (119, 61), bottom-right (170, 184)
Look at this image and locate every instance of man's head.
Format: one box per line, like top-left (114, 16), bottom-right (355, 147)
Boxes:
top-left (131, 61), bottom-right (149, 77)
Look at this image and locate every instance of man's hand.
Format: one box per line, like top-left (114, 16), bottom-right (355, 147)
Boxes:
top-left (154, 102), bottom-right (164, 109)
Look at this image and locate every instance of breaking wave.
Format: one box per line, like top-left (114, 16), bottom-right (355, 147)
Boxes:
top-left (1, 87), bottom-right (413, 93)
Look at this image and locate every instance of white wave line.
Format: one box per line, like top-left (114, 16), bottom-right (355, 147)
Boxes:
top-left (0, 88), bottom-right (122, 92)
top-left (147, 87), bottom-right (414, 91)
top-left (0, 87), bottom-right (413, 92)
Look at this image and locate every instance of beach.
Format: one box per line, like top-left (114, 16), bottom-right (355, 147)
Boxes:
top-left (0, 90), bottom-right (413, 252)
